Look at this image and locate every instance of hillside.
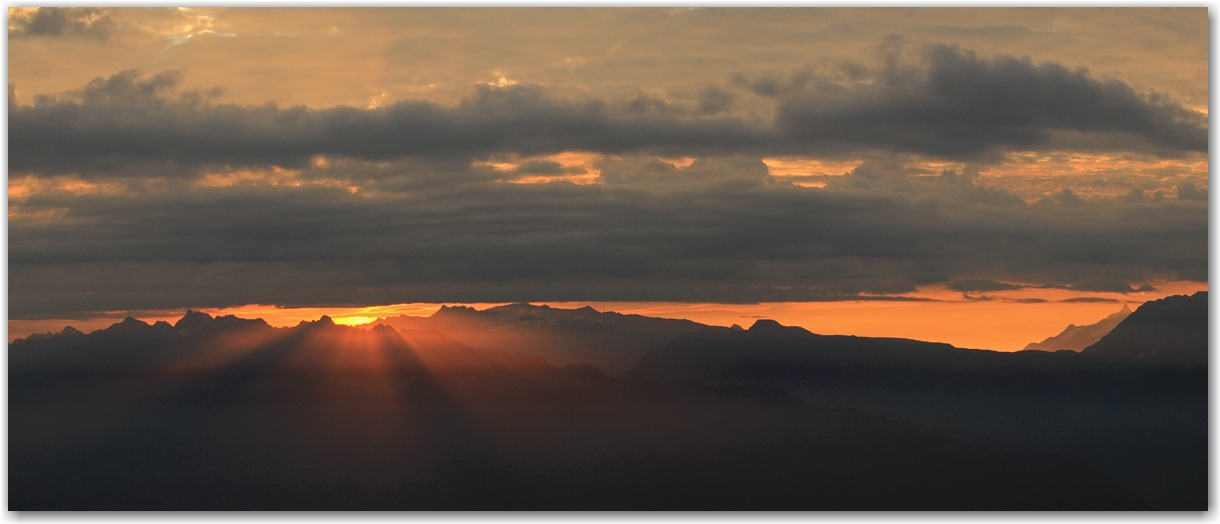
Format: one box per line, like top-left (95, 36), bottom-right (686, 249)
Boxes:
top-left (1081, 292), bottom-right (1208, 366)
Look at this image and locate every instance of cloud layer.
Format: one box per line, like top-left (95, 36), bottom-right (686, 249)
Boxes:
top-left (8, 7), bottom-right (116, 40)
top-left (8, 36), bottom-right (1207, 318)
top-left (10, 44), bottom-right (1206, 179)
top-left (11, 157), bottom-right (1206, 317)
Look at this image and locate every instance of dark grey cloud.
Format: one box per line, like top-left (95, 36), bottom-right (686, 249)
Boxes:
top-left (1060, 297), bottom-right (1121, 303)
top-left (1176, 182), bottom-right (1208, 202)
top-left (948, 280), bottom-right (1021, 292)
top-left (10, 157), bottom-right (1206, 318)
top-left (1038, 278), bottom-right (1159, 294)
top-left (696, 86), bottom-right (736, 115)
top-left (10, 73), bottom-right (765, 177)
top-left (9, 41), bottom-right (1206, 178)
top-left (9, 7), bottom-right (116, 40)
top-left (774, 42), bottom-right (1207, 159)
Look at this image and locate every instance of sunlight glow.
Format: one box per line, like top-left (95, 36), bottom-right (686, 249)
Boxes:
top-left (762, 157), bottom-right (861, 178)
top-left (334, 315), bottom-right (378, 326)
top-left (980, 152), bottom-right (1209, 201)
top-left (10, 280), bottom-right (1206, 350)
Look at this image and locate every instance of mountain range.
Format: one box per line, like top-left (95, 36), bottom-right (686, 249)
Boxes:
top-left (372, 303), bottom-right (707, 375)
top-left (9, 292), bottom-right (1207, 509)
top-left (624, 292), bottom-right (1207, 509)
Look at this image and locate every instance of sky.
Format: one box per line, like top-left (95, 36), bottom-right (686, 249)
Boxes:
top-left (6, 7), bottom-right (1209, 350)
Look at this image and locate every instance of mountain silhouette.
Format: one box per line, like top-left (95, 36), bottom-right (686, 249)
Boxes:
top-left (10, 310), bottom-right (1151, 510)
top-left (1081, 291), bottom-right (1207, 366)
top-left (624, 303), bottom-right (1206, 510)
top-left (374, 303), bottom-right (709, 375)
top-left (1024, 304), bottom-right (1132, 351)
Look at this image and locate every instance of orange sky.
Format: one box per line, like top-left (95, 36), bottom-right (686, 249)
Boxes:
top-left (11, 280), bottom-right (1205, 351)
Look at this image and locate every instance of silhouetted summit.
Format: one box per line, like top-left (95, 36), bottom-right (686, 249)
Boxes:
top-left (748, 319), bottom-right (785, 331)
top-left (108, 316), bottom-right (153, 333)
top-left (1025, 305), bottom-right (1132, 351)
top-left (20, 325), bottom-right (85, 342)
top-left (1082, 292), bottom-right (1207, 366)
top-left (175, 309), bottom-right (215, 332)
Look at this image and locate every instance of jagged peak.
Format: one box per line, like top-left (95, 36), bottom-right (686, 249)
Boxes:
top-left (175, 309), bottom-right (214, 330)
top-left (98, 316), bottom-right (152, 334)
top-left (370, 323), bottom-right (398, 334)
top-left (291, 315), bottom-right (335, 329)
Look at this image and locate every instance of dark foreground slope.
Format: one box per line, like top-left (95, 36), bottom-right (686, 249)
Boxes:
top-left (625, 294), bottom-right (1208, 510)
top-left (1082, 292), bottom-right (1208, 366)
top-left (375, 303), bottom-right (708, 375)
top-left (11, 313), bottom-right (1144, 510)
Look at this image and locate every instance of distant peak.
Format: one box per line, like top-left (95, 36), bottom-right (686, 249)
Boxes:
top-left (105, 316), bottom-right (151, 333)
top-left (748, 319), bottom-right (785, 331)
top-left (59, 325), bottom-right (83, 336)
top-left (317, 315), bottom-right (335, 326)
top-left (729, 324), bottom-right (744, 331)
top-left (577, 305), bottom-right (598, 312)
top-left (175, 309), bottom-right (214, 330)
top-left (370, 323), bottom-right (397, 333)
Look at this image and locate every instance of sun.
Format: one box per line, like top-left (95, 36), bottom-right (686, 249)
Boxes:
top-left (333, 315), bottom-right (378, 326)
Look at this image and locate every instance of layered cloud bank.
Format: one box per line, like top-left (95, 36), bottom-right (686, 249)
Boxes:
top-left (11, 157), bottom-right (1206, 317)
top-left (8, 29), bottom-right (1208, 318)
top-left (11, 43), bottom-right (1206, 178)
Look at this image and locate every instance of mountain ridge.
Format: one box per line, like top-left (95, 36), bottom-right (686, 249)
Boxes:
top-left (10, 307), bottom-right (1154, 510)
top-left (1024, 305), bottom-right (1132, 351)
top-left (372, 303), bottom-right (711, 375)
top-left (1081, 291), bottom-right (1207, 366)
